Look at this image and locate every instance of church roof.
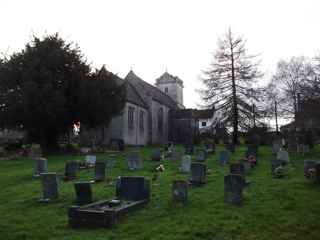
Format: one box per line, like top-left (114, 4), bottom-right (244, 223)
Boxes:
top-left (155, 71), bottom-right (184, 87)
top-left (125, 70), bottom-right (179, 109)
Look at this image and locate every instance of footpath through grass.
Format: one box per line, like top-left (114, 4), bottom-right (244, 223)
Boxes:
top-left (0, 145), bottom-right (320, 240)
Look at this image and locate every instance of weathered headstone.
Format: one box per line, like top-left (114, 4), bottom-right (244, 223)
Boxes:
top-left (196, 149), bottom-right (207, 162)
top-left (304, 160), bottom-right (316, 178)
top-left (180, 155), bottom-right (191, 173)
top-left (190, 163), bottom-right (207, 185)
top-left (239, 159), bottom-right (251, 174)
top-left (172, 180), bottom-right (188, 204)
top-left (171, 150), bottom-right (182, 163)
top-left (39, 173), bottom-right (58, 202)
top-left (85, 155), bottom-right (96, 166)
top-left (74, 182), bottom-right (93, 205)
top-left (246, 145), bottom-right (258, 158)
top-left (226, 144), bottom-right (235, 153)
top-left (276, 149), bottom-right (290, 163)
top-left (33, 157), bottom-right (48, 178)
top-left (271, 160), bottom-right (285, 178)
top-left (184, 143), bottom-right (194, 155)
top-left (315, 162), bottom-right (320, 184)
top-left (64, 161), bottom-right (78, 180)
top-left (224, 174), bottom-right (245, 206)
top-left (204, 142), bottom-right (215, 154)
top-left (106, 154), bottom-right (117, 168)
top-left (303, 145), bottom-right (310, 155)
top-left (230, 163), bottom-right (245, 176)
top-left (94, 161), bottom-right (106, 182)
top-left (219, 151), bottom-right (229, 166)
top-left (127, 151), bottom-right (143, 170)
top-left (151, 149), bottom-right (161, 161)
top-left (272, 139), bottom-right (282, 154)
top-left (116, 176), bottom-right (150, 201)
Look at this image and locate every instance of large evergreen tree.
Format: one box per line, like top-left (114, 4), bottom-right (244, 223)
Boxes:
top-left (200, 29), bottom-right (262, 144)
top-left (0, 34), bottom-right (126, 151)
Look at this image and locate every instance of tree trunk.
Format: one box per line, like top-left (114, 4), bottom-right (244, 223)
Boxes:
top-left (230, 43), bottom-right (238, 145)
top-left (275, 100), bottom-right (279, 134)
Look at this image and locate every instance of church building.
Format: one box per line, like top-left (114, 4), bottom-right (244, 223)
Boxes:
top-left (104, 70), bottom-right (185, 145)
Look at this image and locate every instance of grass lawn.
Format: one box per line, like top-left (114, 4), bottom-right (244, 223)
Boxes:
top-left (0, 145), bottom-right (319, 240)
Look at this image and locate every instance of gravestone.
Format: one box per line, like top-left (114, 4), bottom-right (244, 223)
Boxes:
top-left (303, 145), bottom-right (310, 155)
top-left (94, 161), bottom-right (106, 182)
top-left (224, 174), bottom-right (245, 206)
top-left (39, 173), bottom-right (58, 202)
top-left (271, 159), bottom-right (284, 178)
top-left (219, 151), bottom-right (229, 166)
top-left (172, 180), bottom-right (188, 204)
top-left (116, 176), bottom-right (150, 201)
top-left (85, 155), bottom-right (96, 166)
top-left (74, 182), bottom-right (93, 205)
top-left (196, 149), bottom-right (207, 162)
top-left (190, 163), bottom-right (207, 185)
top-left (276, 149), bottom-right (290, 163)
top-left (304, 160), bottom-right (316, 178)
top-left (315, 162), bottom-right (320, 184)
top-left (171, 150), bottom-right (182, 163)
top-left (64, 161), bottom-right (78, 180)
top-left (272, 140), bottom-right (282, 154)
top-left (246, 145), bottom-right (258, 158)
top-left (239, 159), bottom-right (251, 174)
top-left (33, 157), bottom-right (48, 178)
top-left (151, 149), bottom-right (161, 161)
top-left (127, 151), bottom-right (143, 170)
top-left (204, 142), bottom-right (215, 154)
top-left (230, 163), bottom-right (245, 176)
top-left (226, 144), bottom-right (235, 153)
top-left (180, 155), bottom-right (191, 173)
top-left (184, 143), bottom-right (194, 155)
top-left (106, 154), bottom-right (117, 168)
top-left (110, 139), bottom-right (125, 151)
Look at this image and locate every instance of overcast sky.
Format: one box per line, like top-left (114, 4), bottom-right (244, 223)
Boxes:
top-left (1, 0), bottom-right (320, 108)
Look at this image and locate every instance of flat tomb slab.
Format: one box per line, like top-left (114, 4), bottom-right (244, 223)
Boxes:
top-left (69, 198), bottom-right (148, 228)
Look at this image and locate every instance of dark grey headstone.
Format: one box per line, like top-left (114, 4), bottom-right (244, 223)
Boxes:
top-left (190, 163), bottom-right (207, 185)
top-left (224, 174), bottom-right (245, 206)
top-left (180, 155), bottom-right (191, 173)
top-left (230, 163), bottom-right (245, 176)
top-left (172, 180), bottom-right (188, 204)
top-left (106, 154), bottom-right (117, 168)
top-left (116, 176), bottom-right (150, 201)
top-left (219, 151), bottom-right (229, 166)
top-left (65, 161), bottom-right (78, 180)
top-left (304, 160), bottom-right (316, 178)
top-left (39, 173), bottom-right (58, 201)
top-left (151, 149), bottom-right (161, 161)
top-left (184, 144), bottom-right (194, 155)
top-left (239, 159), bottom-right (251, 174)
top-left (74, 182), bottom-right (92, 205)
top-left (226, 144), bottom-right (235, 153)
top-left (246, 145), bottom-right (258, 158)
top-left (127, 151), bottom-right (143, 170)
top-left (196, 149), bottom-right (207, 162)
top-left (94, 161), bottom-right (106, 182)
top-left (204, 142), bottom-right (215, 154)
top-left (315, 162), bottom-right (320, 184)
top-left (33, 158), bottom-right (48, 178)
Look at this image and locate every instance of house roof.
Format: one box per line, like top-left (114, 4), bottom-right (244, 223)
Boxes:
top-left (125, 70), bottom-right (179, 109)
top-left (155, 71), bottom-right (184, 87)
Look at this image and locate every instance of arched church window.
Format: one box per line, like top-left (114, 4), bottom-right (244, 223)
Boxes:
top-left (139, 110), bottom-right (144, 132)
top-left (128, 106), bottom-right (135, 129)
top-left (158, 107), bottom-right (163, 134)
top-left (165, 87), bottom-right (168, 94)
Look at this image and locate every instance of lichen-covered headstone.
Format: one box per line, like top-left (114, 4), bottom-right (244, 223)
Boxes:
top-left (127, 151), bottom-right (143, 170)
top-left (180, 155), bottom-right (191, 173)
top-left (271, 160), bottom-right (285, 178)
top-left (224, 174), bottom-right (245, 206)
top-left (33, 157), bottom-right (48, 178)
top-left (172, 180), bottom-right (188, 204)
top-left (276, 149), bottom-right (290, 163)
top-left (272, 140), bottom-right (282, 154)
top-left (196, 149), bottom-right (207, 162)
top-left (39, 173), bottom-right (58, 202)
top-left (85, 155), bottom-right (96, 166)
top-left (74, 182), bottom-right (93, 205)
top-left (94, 161), bottom-right (106, 182)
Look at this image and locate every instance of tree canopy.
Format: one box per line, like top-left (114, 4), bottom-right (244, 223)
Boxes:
top-left (0, 34), bottom-right (126, 151)
top-left (200, 29), bottom-right (262, 144)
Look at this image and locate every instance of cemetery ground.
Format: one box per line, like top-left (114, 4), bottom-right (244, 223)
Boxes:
top-left (0, 145), bottom-right (319, 240)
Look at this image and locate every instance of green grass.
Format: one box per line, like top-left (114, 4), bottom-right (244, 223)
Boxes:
top-left (0, 145), bottom-right (320, 240)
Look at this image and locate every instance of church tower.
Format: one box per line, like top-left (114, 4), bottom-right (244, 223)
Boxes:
top-left (155, 72), bottom-right (184, 108)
